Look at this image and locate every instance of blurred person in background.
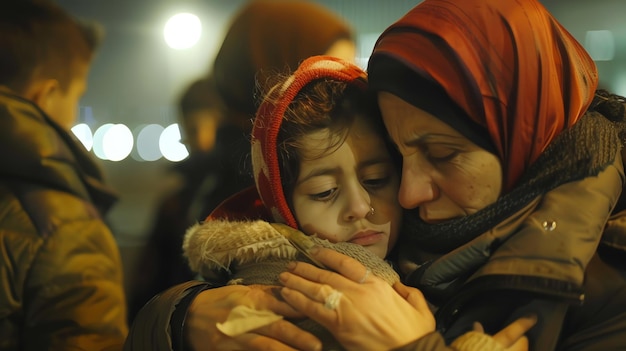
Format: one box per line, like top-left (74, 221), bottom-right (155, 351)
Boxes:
top-left (0, 0), bottom-right (127, 350)
top-left (201, 0), bottom-right (357, 216)
top-left (124, 0), bottom-right (356, 348)
top-left (128, 76), bottom-right (225, 322)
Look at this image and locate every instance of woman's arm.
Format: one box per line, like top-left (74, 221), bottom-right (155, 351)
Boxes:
top-left (125, 281), bottom-right (322, 351)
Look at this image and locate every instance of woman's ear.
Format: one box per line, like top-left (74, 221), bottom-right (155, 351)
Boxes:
top-left (25, 78), bottom-right (59, 112)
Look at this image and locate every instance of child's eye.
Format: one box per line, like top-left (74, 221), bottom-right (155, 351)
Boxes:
top-left (363, 176), bottom-right (391, 189)
top-left (310, 188), bottom-right (337, 201)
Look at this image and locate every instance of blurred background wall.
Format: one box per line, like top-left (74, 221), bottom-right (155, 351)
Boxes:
top-left (55, 0), bottom-right (626, 297)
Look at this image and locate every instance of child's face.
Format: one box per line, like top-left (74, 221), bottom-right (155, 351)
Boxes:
top-left (291, 114), bottom-right (402, 259)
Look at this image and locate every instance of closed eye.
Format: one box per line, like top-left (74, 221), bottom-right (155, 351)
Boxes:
top-left (421, 144), bottom-right (459, 163)
top-left (363, 176), bottom-right (392, 189)
top-left (310, 188), bottom-right (337, 202)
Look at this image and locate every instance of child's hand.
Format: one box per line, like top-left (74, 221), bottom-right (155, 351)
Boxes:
top-left (470, 315), bottom-right (537, 351)
top-left (493, 315), bottom-right (536, 351)
top-left (279, 247), bottom-right (435, 351)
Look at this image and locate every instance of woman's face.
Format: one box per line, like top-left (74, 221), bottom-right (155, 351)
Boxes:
top-left (291, 114), bottom-right (402, 259)
top-left (378, 92), bottom-right (503, 223)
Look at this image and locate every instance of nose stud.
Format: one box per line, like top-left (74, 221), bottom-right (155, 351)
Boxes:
top-left (368, 206), bottom-right (375, 216)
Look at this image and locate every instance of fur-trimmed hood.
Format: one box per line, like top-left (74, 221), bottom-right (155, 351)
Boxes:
top-left (183, 218), bottom-right (399, 286)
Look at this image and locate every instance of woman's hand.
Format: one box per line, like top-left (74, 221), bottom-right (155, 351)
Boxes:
top-left (278, 247), bottom-right (435, 351)
top-left (185, 284), bottom-right (322, 351)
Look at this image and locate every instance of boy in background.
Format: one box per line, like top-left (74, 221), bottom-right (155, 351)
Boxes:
top-left (0, 1), bottom-right (127, 349)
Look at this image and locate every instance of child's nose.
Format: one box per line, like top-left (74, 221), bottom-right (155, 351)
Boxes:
top-left (343, 185), bottom-right (372, 221)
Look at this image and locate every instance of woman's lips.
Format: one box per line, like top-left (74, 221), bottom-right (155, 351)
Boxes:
top-left (349, 230), bottom-right (384, 246)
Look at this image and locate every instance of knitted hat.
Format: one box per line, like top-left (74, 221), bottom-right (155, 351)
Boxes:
top-left (251, 55), bottom-right (367, 228)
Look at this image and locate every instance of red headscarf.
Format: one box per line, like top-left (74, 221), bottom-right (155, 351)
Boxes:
top-left (252, 56), bottom-right (367, 228)
top-left (368, 0), bottom-right (598, 190)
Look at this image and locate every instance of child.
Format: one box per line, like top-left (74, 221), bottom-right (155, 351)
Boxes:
top-left (0, 0), bottom-right (127, 350)
top-left (183, 56), bottom-right (529, 351)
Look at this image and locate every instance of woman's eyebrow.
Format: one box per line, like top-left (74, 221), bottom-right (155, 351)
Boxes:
top-left (406, 133), bottom-right (465, 146)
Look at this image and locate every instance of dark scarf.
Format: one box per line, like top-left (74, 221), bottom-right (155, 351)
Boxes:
top-left (402, 97), bottom-right (626, 254)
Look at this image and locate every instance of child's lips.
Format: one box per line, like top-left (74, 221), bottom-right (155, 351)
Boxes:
top-left (349, 230), bottom-right (384, 246)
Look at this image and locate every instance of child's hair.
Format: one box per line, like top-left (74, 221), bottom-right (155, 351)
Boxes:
top-left (0, 0), bottom-right (103, 94)
top-left (271, 77), bottom-right (389, 208)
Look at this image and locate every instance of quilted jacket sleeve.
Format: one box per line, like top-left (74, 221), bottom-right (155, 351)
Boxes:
top-left (21, 215), bottom-right (128, 350)
top-left (124, 281), bottom-right (210, 351)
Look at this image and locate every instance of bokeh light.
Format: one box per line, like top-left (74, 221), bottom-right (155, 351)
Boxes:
top-left (93, 123), bottom-right (114, 160)
top-left (163, 13), bottom-right (202, 50)
top-left (103, 124), bottom-right (134, 161)
top-left (71, 123), bottom-right (93, 151)
top-left (136, 124), bottom-right (165, 161)
top-left (585, 30), bottom-right (615, 61)
top-left (159, 123), bottom-right (189, 162)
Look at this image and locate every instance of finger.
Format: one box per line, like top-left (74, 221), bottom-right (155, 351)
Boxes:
top-left (249, 285), bottom-right (307, 319)
top-left (505, 336), bottom-right (528, 351)
top-left (393, 282), bottom-right (429, 311)
top-left (286, 259), bottom-right (353, 288)
top-left (280, 287), bottom-right (338, 327)
top-left (279, 271), bottom-right (337, 303)
top-left (493, 315), bottom-right (537, 347)
top-left (307, 247), bottom-right (369, 283)
top-left (472, 322), bottom-right (485, 333)
top-left (244, 319), bottom-right (322, 351)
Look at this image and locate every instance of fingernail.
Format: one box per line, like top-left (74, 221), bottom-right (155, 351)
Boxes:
top-left (278, 272), bottom-right (288, 282)
top-left (524, 313), bottom-right (538, 323)
top-left (308, 245), bottom-right (320, 255)
top-left (286, 261), bottom-right (296, 270)
top-left (309, 342), bottom-right (322, 351)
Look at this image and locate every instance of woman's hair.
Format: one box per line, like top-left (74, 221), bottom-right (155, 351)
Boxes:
top-left (269, 78), bottom-right (390, 207)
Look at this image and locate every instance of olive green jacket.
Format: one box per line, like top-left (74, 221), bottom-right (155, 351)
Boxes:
top-left (0, 89), bottom-right (128, 350)
top-left (399, 151), bottom-right (626, 351)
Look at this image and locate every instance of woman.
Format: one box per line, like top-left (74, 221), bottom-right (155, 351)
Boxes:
top-left (279, 0), bottom-right (626, 350)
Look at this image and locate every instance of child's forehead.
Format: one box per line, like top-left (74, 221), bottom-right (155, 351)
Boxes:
top-left (298, 116), bottom-right (388, 160)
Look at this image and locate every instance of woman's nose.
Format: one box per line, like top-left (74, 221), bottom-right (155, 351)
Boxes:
top-left (343, 184), bottom-right (372, 221)
top-left (398, 157), bottom-right (438, 209)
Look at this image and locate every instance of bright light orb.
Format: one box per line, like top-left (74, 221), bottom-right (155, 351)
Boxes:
top-left (103, 124), bottom-right (134, 161)
top-left (93, 123), bottom-right (113, 160)
top-left (585, 30), bottom-right (615, 61)
top-left (164, 13), bottom-right (202, 50)
top-left (71, 123), bottom-right (93, 151)
top-left (137, 124), bottom-right (165, 161)
top-left (160, 123), bottom-right (189, 162)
